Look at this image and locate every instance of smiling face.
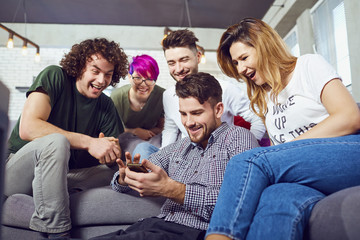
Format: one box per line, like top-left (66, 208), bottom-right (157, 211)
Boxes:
top-left (129, 71), bottom-right (155, 101)
top-left (164, 46), bottom-right (201, 82)
top-left (76, 54), bottom-right (114, 98)
top-left (179, 97), bottom-right (223, 148)
top-left (229, 41), bottom-right (265, 86)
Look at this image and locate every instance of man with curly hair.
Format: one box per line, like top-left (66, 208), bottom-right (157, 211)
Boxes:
top-left (5, 38), bottom-right (128, 238)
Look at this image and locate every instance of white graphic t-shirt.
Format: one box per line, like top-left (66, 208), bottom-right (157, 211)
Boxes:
top-left (265, 54), bottom-right (340, 145)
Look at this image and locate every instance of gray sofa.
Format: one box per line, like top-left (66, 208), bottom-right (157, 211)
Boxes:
top-left (2, 184), bottom-right (360, 240)
top-left (305, 185), bottom-right (360, 240)
top-left (2, 104), bottom-right (360, 239)
top-left (1, 126), bottom-right (165, 240)
top-left (1, 186), bottom-right (165, 239)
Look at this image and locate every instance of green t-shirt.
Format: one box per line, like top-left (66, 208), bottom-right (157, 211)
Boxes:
top-left (111, 84), bottom-right (165, 130)
top-left (8, 65), bottom-right (123, 169)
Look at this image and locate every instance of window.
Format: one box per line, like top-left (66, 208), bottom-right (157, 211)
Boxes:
top-left (284, 26), bottom-right (300, 57)
top-left (312, 0), bottom-right (351, 87)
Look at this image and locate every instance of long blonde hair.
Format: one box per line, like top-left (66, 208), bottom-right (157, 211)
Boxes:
top-left (217, 18), bottom-right (297, 120)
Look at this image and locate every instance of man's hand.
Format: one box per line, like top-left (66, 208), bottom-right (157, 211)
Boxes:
top-left (116, 151), bottom-right (132, 185)
top-left (124, 158), bottom-right (185, 204)
top-left (87, 132), bottom-right (121, 165)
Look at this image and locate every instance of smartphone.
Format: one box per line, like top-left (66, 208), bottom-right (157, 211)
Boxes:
top-left (127, 163), bottom-right (148, 173)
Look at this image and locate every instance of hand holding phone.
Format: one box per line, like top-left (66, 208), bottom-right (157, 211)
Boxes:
top-left (127, 163), bottom-right (148, 173)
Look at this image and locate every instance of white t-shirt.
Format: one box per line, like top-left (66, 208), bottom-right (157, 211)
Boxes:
top-left (265, 54), bottom-right (340, 145)
top-left (162, 79), bottom-right (266, 148)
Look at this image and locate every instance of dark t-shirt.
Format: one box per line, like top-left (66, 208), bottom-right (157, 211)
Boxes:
top-left (111, 84), bottom-right (165, 130)
top-left (8, 65), bottom-right (123, 168)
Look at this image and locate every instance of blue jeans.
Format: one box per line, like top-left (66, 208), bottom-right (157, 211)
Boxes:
top-left (246, 183), bottom-right (324, 240)
top-left (206, 133), bottom-right (360, 240)
top-left (132, 142), bottom-right (159, 162)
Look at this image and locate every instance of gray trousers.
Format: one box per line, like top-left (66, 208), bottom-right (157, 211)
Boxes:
top-left (4, 133), bottom-right (116, 233)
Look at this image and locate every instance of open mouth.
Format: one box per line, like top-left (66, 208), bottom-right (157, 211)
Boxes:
top-left (188, 125), bottom-right (202, 135)
top-left (91, 83), bottom-right (102, 90)
top-left (176, 71), bottom-right (189, 80)
top-left (248, 71), bottom-right (256, 80)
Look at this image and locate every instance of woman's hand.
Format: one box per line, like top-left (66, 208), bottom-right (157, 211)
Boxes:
top-left (131, 128), bottom-right (156, 140)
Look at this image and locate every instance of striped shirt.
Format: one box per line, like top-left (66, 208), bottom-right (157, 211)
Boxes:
top-left (111, 123), bottom-right (259, 230)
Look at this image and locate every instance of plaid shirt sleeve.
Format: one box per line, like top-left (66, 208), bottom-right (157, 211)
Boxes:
top-left (110, 171), bottom-right (131, 193)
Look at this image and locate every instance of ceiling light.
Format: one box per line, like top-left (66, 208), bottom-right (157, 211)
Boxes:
top-left (7, 32), bottom-right (14, 49)
top-left (0, 23), bottom-right (40, 61)
top-left (197, 45), bottom-right (206, 64)
top-left (163, 26), bottom-right (172, 39)
top-left (35, 48), bottom-right (40, 62)
top-left (22, 40), bottom-right (28, 55)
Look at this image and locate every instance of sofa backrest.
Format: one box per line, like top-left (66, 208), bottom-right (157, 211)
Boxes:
top-left (0, 81), bottom-right (9, 232)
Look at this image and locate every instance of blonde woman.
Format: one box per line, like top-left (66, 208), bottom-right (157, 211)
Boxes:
top-left (206, 18), bottom-right (360, 240)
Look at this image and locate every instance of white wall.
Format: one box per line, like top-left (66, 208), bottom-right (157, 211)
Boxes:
top-left (0, 23), bottom-right (225, 50)
top-left (0, 24), bottom-right (234, 121)
top-left (344, 0), bottom-right (360, 101)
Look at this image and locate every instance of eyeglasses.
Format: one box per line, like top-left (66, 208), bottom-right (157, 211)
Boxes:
top-left (131, 75), bottom-right (156, 86)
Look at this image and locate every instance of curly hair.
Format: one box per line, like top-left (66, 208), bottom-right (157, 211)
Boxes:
top-left (60, 38), bottom-right (128, 87)
top-left (162, 29), bottom-right (198, 53)
top-left (175, 72), bottom-right (222, 107)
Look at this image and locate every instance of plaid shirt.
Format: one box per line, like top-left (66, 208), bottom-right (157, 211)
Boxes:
top-left (111, 123), bottom-right (259, 230)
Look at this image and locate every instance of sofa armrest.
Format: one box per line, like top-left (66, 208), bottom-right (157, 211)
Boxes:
top-left (305, 186), bottom-right (360, 240)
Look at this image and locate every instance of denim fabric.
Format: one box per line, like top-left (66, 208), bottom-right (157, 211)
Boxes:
top-left (247, 183), bottom-right (324, 240)
top-left (132, 142), bottom-right (159, 162)
top-left (206, 133), bottom-right (360, 240)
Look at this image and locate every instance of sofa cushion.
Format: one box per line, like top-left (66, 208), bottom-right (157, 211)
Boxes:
top-left (2, 186), bottom-right (165, 229)
top-left (306, 185), bottom-right (360, 240)
top-left (1, 225), bottom-right (46, 240)
top-left (2, 194), bottom-right (34, 228)
top-left (69, 186), bottom-right (165, 226)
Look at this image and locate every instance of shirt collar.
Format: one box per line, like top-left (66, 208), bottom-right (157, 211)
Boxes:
top-left (190, 122), bottom-right (229, 149)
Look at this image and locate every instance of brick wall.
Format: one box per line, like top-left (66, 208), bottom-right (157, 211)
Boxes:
top-left (0, 46), bottom-right (235, 121)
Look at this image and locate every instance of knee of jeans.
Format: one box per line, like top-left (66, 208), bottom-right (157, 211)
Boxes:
top-left (261, 183), bottom-right (298, 202)
top-left (34, 134), bottom-right (70, 168)
top-left (41, 133), bottom-right (70, 159)
top-left (133, 142), bottom-right (154, 154)
top-left (259, 183), bottom-right (324, 207)
top-left (48, 133), bottom-right (70, 149)
top-left (135, 142), bottom-right (153, 150)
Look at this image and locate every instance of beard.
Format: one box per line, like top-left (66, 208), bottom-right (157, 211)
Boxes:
top-left (186, 123), bottom-right (213, 148)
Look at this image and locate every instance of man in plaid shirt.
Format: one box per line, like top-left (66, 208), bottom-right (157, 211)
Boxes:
top-left (93, 72), bottom-right (259, 240)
